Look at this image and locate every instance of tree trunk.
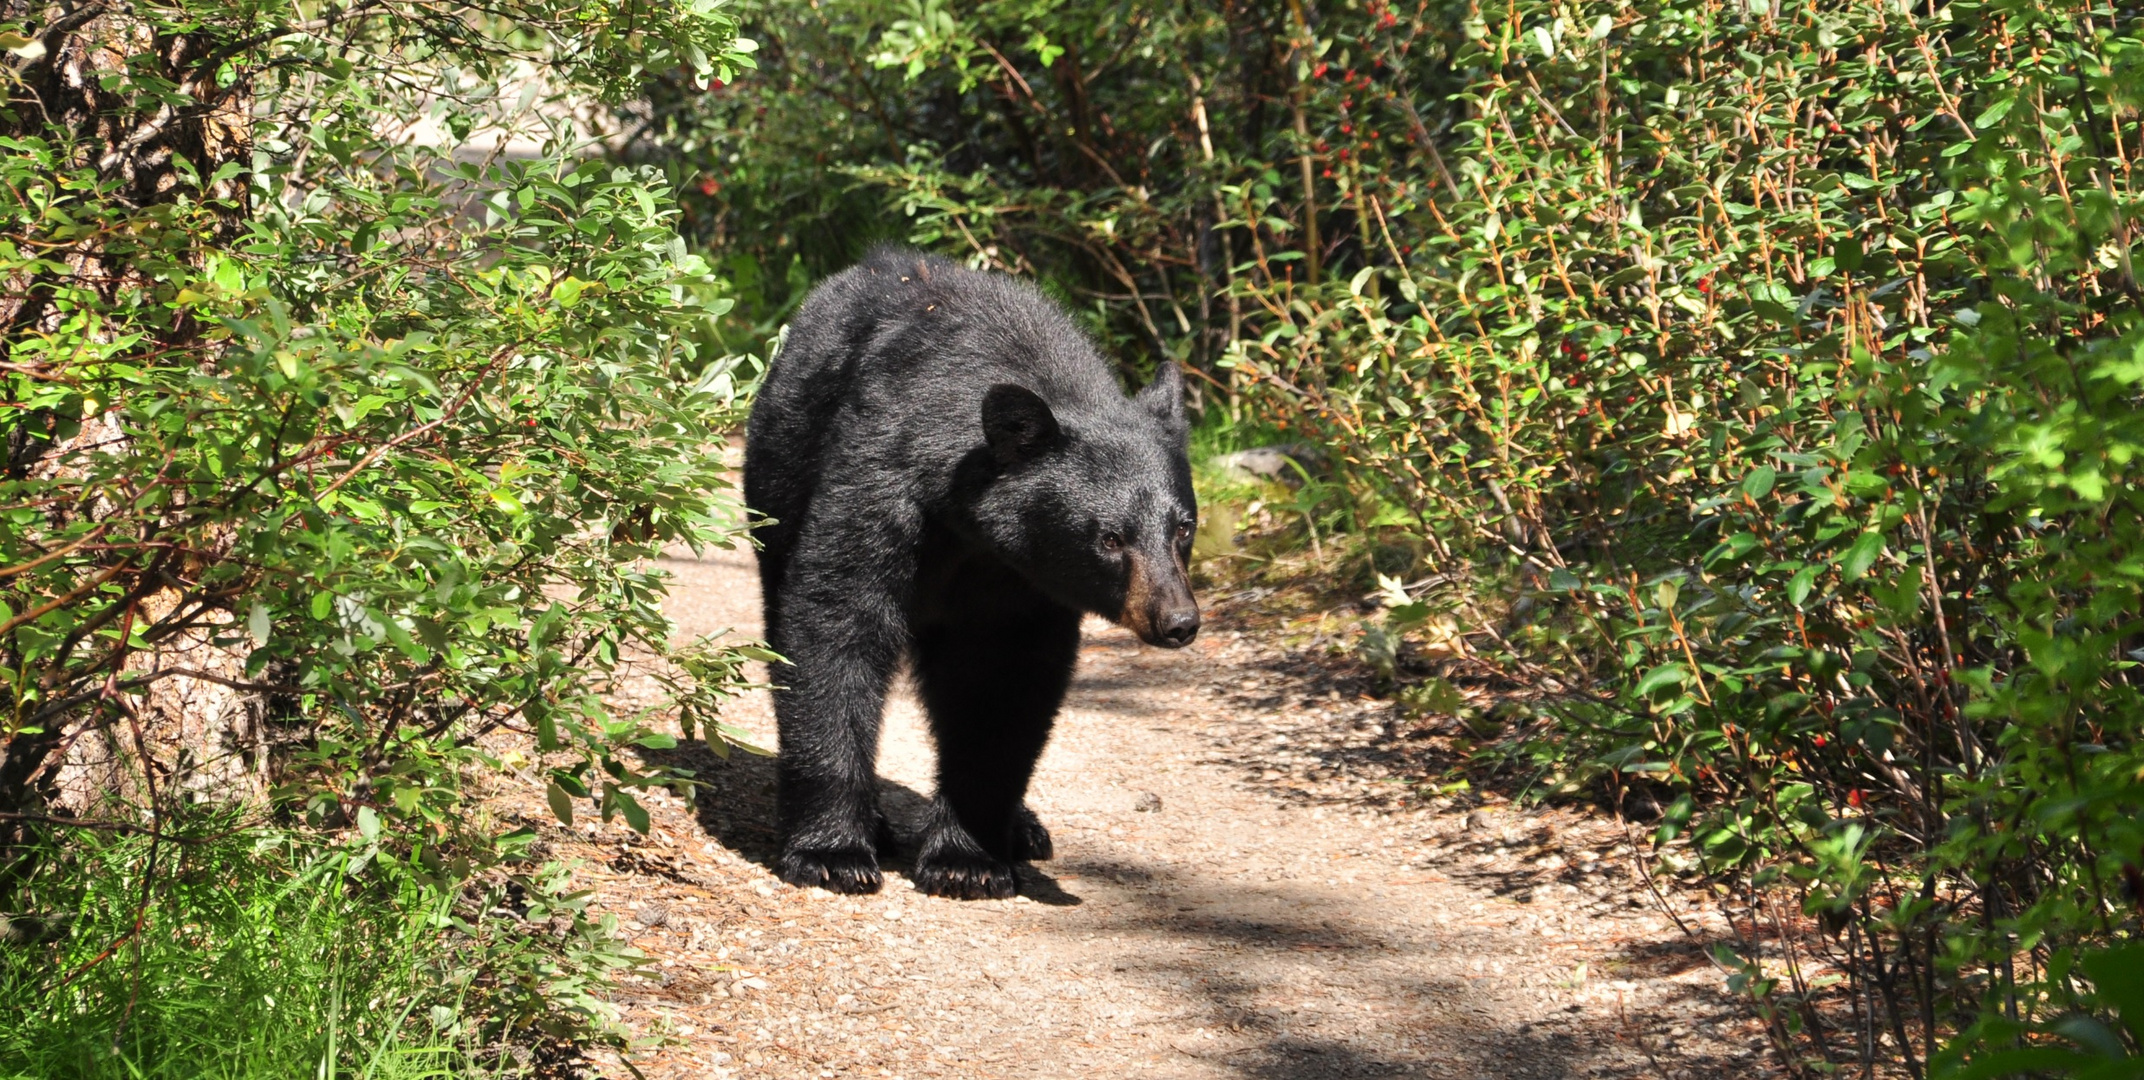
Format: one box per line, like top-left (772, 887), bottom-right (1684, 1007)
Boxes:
top-left (1, 0), bottom-right (256, 887)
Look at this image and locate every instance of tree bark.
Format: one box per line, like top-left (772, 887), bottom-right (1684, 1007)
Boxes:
top-left (0, 0), bottom-right (257, 888)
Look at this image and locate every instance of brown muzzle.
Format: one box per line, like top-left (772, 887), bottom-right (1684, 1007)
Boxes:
top-left (1120, 549), bottom-right (1201, 648)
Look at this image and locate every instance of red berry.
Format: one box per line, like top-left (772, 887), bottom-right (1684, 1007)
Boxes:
top-left (1314, 62), bottom-right (1330, 78)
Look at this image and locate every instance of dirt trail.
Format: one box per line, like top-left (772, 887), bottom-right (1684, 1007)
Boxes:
top-left (513, 546), bottom-right (1777, 1079)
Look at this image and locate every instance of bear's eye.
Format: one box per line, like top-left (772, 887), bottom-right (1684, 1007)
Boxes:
top-left (1175, 521), bottom-right (1193, 541)
top-left (1100, 530), bottom-right (1123, 552)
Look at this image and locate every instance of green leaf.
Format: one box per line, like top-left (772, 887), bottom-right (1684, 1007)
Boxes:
top-left (1941, 1048), bottom-right (2102, 1080)
top-left (1635, 664), bottom-right (1688, 697)
top-left (546, 781), bottom-right (575, 826)
top-left (1707, 532), bottom-right (1760, 566)
top-left (1834, 233), bottom-right (1862, 272)
top-left (1787, 566), bottom-right (1819, 607)
top-left (528, 701), bottom-right (560, 751)
top-left (246, 599), bottom-right (271, 646)
top-left (2081, 944), bottom-right (2144, 1044)
top-left (1654, 793), bottom-right (1694, 843)
top-left (1839, 531), bottom-right (1885, 580)
top-left (715, 724), bottom-right (775, 756)
top-left (614, 790), bottom-right (650, 834)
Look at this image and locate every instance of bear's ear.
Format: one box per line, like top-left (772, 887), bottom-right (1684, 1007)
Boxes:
top-left (1136, 362), bottom-right (1186, 430)
top-left (981, 384), bottom-right (1061, 467)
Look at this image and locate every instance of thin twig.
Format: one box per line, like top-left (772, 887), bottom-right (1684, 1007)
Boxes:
top-left (315, 341), bottom-right (517, 500)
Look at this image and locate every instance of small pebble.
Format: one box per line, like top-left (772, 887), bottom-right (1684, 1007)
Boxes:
top-left (1133, 791), bottom-right (1163, 812)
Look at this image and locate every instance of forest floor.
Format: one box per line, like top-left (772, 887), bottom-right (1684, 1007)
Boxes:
top-left (479, 543), bottom-right (1784, 1080)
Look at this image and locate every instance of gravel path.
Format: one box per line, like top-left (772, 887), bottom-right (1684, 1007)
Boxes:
top-left (497, 545), bottom-right (1779, 1079)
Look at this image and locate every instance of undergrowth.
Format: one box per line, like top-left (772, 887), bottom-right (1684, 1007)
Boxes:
top-left (2, 0), bottom-right (757, 1068)
top-left (619, 0), bottom-right (2143, 1066)
top-left (0, 818), bottom-right (487, 1079)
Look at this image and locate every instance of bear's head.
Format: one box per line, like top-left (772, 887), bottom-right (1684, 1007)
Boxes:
top-left (970, 365), bottom-right (1201, 648)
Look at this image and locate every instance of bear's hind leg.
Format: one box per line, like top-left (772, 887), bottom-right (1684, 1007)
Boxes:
top-left (910, 603), bottom-right (1080, 899)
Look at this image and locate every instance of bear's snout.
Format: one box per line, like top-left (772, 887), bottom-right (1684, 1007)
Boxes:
top-left (1122, 550), bottom-right (1200, 648)
top-left (1155, 607), bottom-right (1201, 648)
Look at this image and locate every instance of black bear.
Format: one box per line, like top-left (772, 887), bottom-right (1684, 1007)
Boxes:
top-left (743, 248), bottom-right (1200, 900)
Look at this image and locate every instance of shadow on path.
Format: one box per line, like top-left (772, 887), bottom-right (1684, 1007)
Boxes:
top-left (626, 591), bottom-right (1763, 1079)
top-left (1046, 849), bottom-right (1749, 1079)
top-left (646, 739), bottom-right (1086, 907)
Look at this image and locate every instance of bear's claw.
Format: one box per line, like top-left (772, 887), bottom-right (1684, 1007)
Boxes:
top-left (912, 851), bottom-right (1019, 900)
top-left (777, 846), bottom-right (884, 894)
top-left (1011, 807), bottom-right (1053, 861)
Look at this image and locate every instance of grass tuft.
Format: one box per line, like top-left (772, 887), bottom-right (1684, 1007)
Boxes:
top-left (0, 816), bottom-right (490, 1080)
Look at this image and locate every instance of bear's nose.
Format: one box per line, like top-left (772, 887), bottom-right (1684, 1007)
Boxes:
top-left (1157, 609), bottom-right (1200, 648)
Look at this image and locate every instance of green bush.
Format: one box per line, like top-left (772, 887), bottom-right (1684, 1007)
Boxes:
top-left (1361, 4), bottom-right (2144, 1074)
top-left (649, 0), bottom-right (2144, 1070)
top-left (2, 0), bottom-right (760, 1056)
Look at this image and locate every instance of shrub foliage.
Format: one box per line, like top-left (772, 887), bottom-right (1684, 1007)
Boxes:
top-left (2, 0), bottom-right (759, 1053)
top-left (649, 0), bottom-right (2143, 1071)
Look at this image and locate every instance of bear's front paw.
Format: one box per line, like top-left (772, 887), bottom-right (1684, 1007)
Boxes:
top-left (1011, 806), bottom-right (1053, 861)
top-left (912, 850), bottom-right (1019, 900)
top-left (777, 846), bottom-right (883, 894)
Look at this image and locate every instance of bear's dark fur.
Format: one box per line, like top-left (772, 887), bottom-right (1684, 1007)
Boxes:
top-left (744, 248), bottom-right (1200, 900)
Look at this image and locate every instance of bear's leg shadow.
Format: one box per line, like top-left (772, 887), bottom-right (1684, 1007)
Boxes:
top-left (910, 602), bottom-right (1081, 899)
